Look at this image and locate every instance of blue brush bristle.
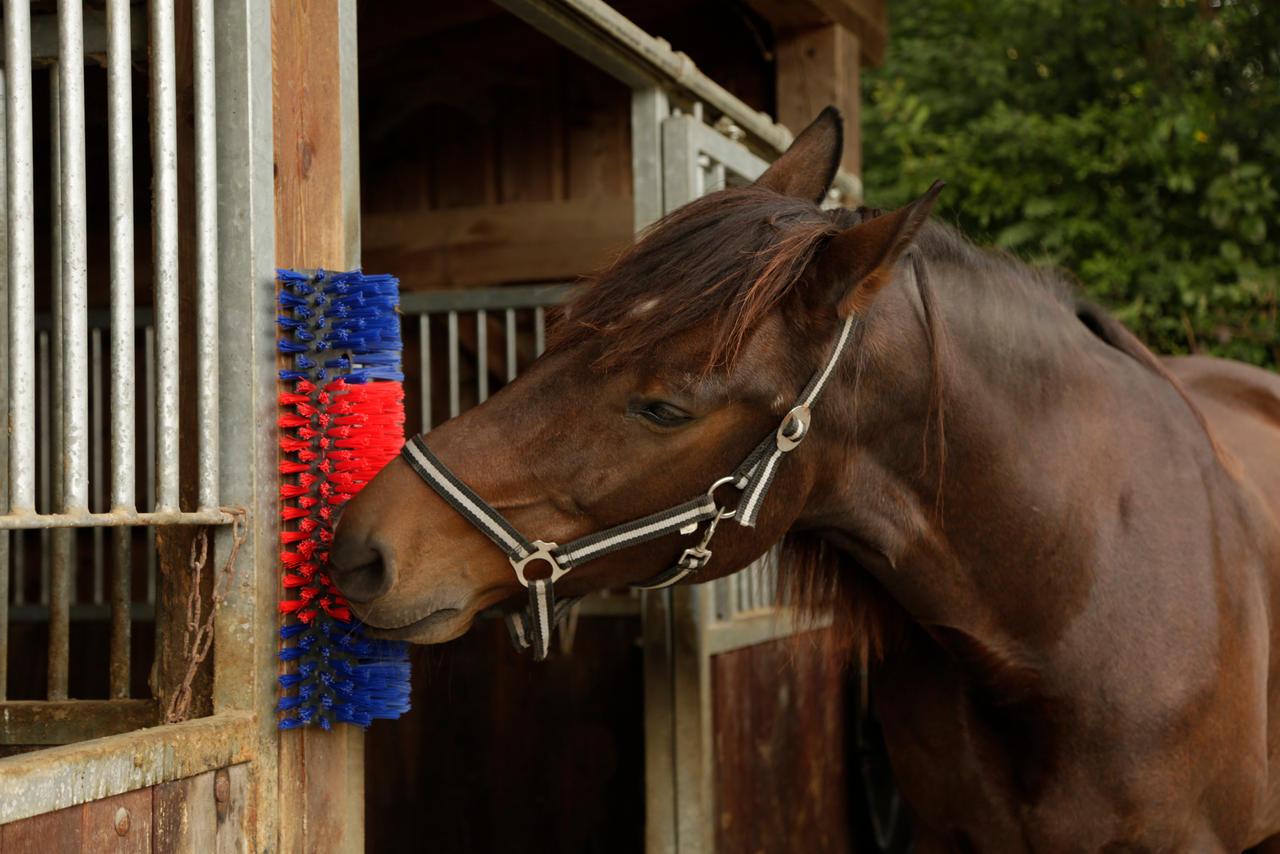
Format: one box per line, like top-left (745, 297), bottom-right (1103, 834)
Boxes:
top-left (276, 268), bottom-right (412, 731)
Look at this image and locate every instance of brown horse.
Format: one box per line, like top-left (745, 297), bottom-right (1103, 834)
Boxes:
top-left (331, 109), bottom-right (1280, 851)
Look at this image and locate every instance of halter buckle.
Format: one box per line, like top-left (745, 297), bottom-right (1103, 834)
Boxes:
top-left (776, 405), bottom-right (811, 451)
top-left (510, 540), bottom-right (570, 587)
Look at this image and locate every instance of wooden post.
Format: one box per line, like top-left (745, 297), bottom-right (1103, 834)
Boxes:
top-left (775, 24), bottom-right (862, 178)
top-left (271, 1), bottom-right (364, 851)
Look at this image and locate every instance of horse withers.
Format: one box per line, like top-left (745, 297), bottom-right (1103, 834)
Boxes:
top-left (329, 109), bottom-right (1280, 851)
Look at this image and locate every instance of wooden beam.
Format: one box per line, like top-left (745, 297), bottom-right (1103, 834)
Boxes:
top-left (362, 197), bottom-right (633, 289)
top-left (775, 24), bottom-right (862, 176)
top-left (744, 0), bottom-right (888, 67)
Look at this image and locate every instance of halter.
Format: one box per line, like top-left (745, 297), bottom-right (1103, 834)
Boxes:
top-left (399, 314), bottom-right (858, 659)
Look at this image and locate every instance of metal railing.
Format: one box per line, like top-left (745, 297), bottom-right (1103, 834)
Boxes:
top-left (2, 0), bottom-right (230, 707)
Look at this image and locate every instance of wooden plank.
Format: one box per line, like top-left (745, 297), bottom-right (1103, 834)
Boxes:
top-left (1, 803), bottom-right (83, 852)
top-left (272, 1), bottom-right (362, 852)
top-left (711, 629), bottom-right (853, 853)
top-left (153, 771), bottom-right (216, 854)
top-left (775, 24), bottom-right (862, 177)
top-left (743, 0), bottom-right (887, 66)
top-left (82, 787), bottom-right (153, 854)
top-left (362, 197), bottom-right (633, 289)
top-left (213, 763), bottom-right (248, 854)
top-left (0, 699), bottom-right (158, 744)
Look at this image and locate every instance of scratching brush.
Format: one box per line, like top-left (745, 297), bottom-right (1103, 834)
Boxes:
top-left (275, 269), bottom-right (412, 730)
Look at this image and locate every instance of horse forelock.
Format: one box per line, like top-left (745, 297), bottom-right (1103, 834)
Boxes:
top-left (548, 186), bottom-right (842, 373)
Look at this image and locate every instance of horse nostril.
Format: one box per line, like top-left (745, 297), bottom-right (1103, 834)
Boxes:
top-left (329, 536), bottom-right (394, 603)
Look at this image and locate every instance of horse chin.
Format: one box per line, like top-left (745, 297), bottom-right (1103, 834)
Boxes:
top-left (357, 605), bottom-right (476, 644)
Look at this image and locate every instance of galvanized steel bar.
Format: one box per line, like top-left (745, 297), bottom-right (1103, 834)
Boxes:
top-left (193, 0), bottom-right (219, 510)
top-left (534, 306), bottom-right (546, 356)
top-left (5, 0), bottom-right (36, 515)
top-left (504, 308), bottom-right (517, 381)
top-left (0, 67), bottom-right (8, 701)
top-left (108, 0), bottom-right (136, 515)
top-left (92, 328), bottom-right (104, 601)
top-left (0, 508), bottom-right (238, 529)
top-left (144, 325), bottom-right (156, 603)
top-left (37, 331), bottom-right (49, 601)
top-left (59, 0), bottom-right (89, 514)
top-left (150, 0), bottom-right (180, 511)
top-left (418, 314), bottom-right (430, 431)
top-left (476, 309), bottom-right (489, 402)
top-left (448, 310), bottom-right (459, 418)
top-left (47, 527), bottom-right (71, 698)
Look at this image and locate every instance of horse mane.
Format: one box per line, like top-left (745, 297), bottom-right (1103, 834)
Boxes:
top-left (552, 184), bottom-right (1224, 672)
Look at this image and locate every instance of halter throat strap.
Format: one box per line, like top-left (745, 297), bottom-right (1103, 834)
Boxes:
top-left (398, 313), bottom-right (858, 659)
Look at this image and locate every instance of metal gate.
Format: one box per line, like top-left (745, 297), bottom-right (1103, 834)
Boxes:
top-left (1, 0), bottom-right (281, 847)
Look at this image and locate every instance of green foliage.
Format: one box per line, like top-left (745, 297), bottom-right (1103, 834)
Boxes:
top-left (861, 0), bottom-right (1279, 368)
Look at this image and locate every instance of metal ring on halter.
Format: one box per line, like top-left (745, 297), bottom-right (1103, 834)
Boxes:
top-left (706, 475), bottom-right (739, 519)
top-left (509, 539), bottom-right (570, 587)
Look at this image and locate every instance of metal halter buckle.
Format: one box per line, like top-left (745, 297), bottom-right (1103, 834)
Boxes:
top-left (776, 405), bottom-right (811, 451)
top-left (509, 540), bottom-right (570, 587)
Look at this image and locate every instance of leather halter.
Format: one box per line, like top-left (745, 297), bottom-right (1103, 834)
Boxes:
top-left (399, 314), bottom-right (858, 659)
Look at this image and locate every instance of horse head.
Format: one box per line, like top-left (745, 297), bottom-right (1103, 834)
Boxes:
top-left (329, 109), bottom-right (941, 646)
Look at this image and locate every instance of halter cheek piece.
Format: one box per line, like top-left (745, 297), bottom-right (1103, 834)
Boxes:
top-left (399, 315), bottom-right (858, 660)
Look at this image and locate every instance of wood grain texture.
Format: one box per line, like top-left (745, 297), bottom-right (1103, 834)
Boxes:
top-left (362, 197), bottom-right (633, 290)
top-left (776, 24), bottom-right (862, 177)
top-left (712, 630), bottom-right (854, 854)
top-left (742, 0), bottom-right (887, 66)
top-left (83, 787), bottom-right (152, 854)
top-left (272, 1), bottom-right (360, 852)
top-left (153, 772), bottom-right (217, 854)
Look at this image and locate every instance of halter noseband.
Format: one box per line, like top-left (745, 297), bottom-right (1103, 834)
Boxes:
top-left (398, 314), bottom-right (858, 659)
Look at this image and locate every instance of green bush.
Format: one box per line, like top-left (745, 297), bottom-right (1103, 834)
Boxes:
top-left (861, 0), bottom-right (1279, 368)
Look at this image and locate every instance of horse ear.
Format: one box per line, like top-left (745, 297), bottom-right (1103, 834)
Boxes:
top-left (753, 107), bottom-right (843, 204)
top-left (824, 180), bottom-right (946, 316)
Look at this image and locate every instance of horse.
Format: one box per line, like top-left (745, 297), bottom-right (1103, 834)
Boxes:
top-left (329, 108), bottom-right (1280, 851)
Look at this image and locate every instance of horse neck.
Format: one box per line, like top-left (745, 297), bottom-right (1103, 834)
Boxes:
top-left (801, 257), bottom-right (1223, 662)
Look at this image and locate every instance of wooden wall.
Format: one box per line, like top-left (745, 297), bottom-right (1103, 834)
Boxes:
top-left (0, 764), bottom-right (249, 852)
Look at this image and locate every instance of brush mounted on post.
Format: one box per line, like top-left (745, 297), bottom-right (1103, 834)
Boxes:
top-left (275, 269), bottom-right (412, 730)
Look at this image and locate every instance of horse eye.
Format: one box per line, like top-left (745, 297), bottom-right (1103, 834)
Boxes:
top-left (637, 401), bottom-right (693, 427)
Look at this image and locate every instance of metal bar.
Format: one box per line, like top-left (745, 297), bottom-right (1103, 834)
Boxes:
top-left (631, 87), bottom-right (666, 231)
top-left (59, 0), bottom-right (88, 515)
top-left (0, 9), bottom-right (149, 67)
top-left (92, 328), bottom-right (104, 601)
top-left (0, 508), bottom-right (241, 530)
top-left (447, 310), bottom-right (459, 418)
top-left (504, 308), bottom-right (517, 381)
top-left (193, 0), bottom-right (218, 510)
top-left (109, 527), bottom-right (131, 698)
top-left (0, 66), bottom-right (7, 700)
top-left (107, 0), bottom-right (135, 694)
top-left (108, 0), bottom-right (135, 516)
top-left (418, 314), bottom-right (430, 432)
top-left (0, 710), bottom-right (255, 825)
top-left (6, 0), bottom-right (36, 516)
top-left (534, 307), bottom-right (546, 356)
top-left (476, 309), bottom-right (489, 403)
top-left (48, 525), bottom-right (71, 699)
top-left (9, 602), bottom-right (155, 623)
top-left (38, 330), bottom-right (50, 595)
top-left (144, 325), bottom-right (156, 603)
top-left (150, 0), bottom-right (180, 511)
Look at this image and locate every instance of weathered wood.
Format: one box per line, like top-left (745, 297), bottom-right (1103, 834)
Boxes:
top-left (154, 771), bottom-right (216, 854)
top-left (0, 712), bottom-right (254, 825)
top-left (362, 197), bottom-right (633, 290)
top-left (272, 1), bottom-right (362, 852)
top-left (0, 699), bottom-right (157, 744)
top-left (776, 24), bottom-right (862, 176)
top-left (712, 630), bottom-right (853, 853)
top-left (213, 763), bottom-right (249, 854)
top-left (743, 0), bottom-right (887, 66)
top-left (0, 803), bottom-right (83, 852)
top-left (82, 786), bottom-right (152, 854)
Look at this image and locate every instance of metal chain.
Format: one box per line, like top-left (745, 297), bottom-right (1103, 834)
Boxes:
top-left (165, 508), bottom-right (248, 724)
